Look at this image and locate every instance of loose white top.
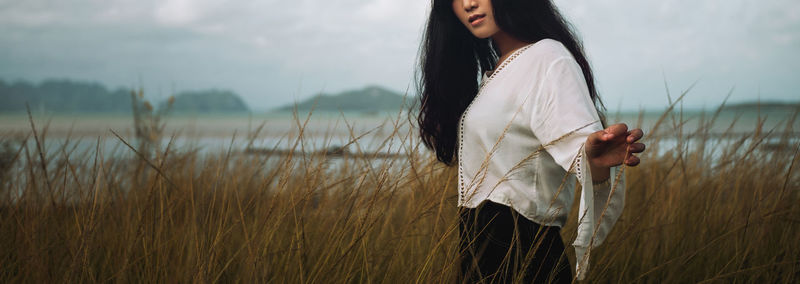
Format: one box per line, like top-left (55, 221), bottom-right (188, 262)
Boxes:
top-left (457, 39), bottom-right (625, 280)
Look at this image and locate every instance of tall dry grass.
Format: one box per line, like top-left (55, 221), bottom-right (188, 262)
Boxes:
top-left (0, 101), bottom-right (798, 283)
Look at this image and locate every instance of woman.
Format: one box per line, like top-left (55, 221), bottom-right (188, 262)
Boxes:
top-left (417, 0), bottom-right (646, 282)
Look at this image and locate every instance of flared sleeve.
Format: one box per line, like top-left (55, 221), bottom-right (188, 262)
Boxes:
top-left (526, 55), bottom-right (626, 280)
top-left (572, 148), bottom-right (625, 280)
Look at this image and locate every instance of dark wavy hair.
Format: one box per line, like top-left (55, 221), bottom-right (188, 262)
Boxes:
top-left (417, 0), bottom-right (605, 165)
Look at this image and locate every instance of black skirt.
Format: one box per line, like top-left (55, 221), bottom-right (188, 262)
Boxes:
top-left (459, 201), bottom-right (573, 284)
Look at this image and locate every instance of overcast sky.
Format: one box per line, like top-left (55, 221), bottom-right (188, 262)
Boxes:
top-left (1, 0), bottom-right (798, 111)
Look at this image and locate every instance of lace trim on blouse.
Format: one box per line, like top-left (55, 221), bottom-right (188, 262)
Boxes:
top-left (458, 43), bottom-right (535, 204)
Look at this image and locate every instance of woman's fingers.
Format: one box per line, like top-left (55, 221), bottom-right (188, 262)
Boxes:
top-left (589, 124), bottom-right (645, 167)
top-left (623, 143), bottom-right (644, 166)
top-left (627, 128), bottom-right (644, 143)
top-left (624, 155), bottom-right (640, 166)
top-left (627, 143), bottom-right (646, 153)
top-left (603, 123), bottom-right (629, 141)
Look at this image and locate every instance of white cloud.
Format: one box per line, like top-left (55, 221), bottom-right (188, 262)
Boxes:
top-left (154, 0), bottom-right (202, 26)
top-left (357, 0), bottom-right (427, 22)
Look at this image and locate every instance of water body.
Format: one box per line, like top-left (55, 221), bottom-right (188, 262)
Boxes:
top-left (1, 109), bottom-right (798, 160)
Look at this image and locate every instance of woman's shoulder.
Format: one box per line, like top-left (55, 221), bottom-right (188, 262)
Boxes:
top-left (506, 39), bottom-right (575, 80)
top-left (518, 38), bottom-right (574, 65)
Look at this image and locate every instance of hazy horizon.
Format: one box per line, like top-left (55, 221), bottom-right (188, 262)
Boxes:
top-left (2, 77), bottom-right (798, 114)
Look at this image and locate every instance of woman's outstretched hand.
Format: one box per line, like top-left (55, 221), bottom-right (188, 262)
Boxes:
top-left (585, 123), bottom-right (645, 181)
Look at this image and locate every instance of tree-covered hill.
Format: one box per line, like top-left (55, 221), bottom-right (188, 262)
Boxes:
top-left (0, 79), bottom-right (249, 114)
top-left (163, 90), bottom-right (248, 113)
top-left (0, 79), bottom-right (131, 113)
top-left (721, 101), bottom-right (800, 112)
top-left (276, 86), bottom-right (410, 112)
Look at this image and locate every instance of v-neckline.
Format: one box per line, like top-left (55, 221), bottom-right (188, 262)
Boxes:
top-left (480, 42), bottom-right (535, 87)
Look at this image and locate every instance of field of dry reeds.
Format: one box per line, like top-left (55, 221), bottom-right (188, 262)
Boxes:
top-left (0, 99), bottom-right (798, 283)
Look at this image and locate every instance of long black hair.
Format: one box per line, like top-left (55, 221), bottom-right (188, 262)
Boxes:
top-left (417, 0), bottom-right (605, 165)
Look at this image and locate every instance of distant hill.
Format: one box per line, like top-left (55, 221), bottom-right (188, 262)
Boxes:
top-left (276, 86), bottom-right (411, 112)
top-left (0, 79), bottom-right (131, 113)
top-left (722, 102), bottom-right (800, 112)
top-left (0, 79), bottom-right (249, 114)
top-left (162, 90), bottom-right (248, 113)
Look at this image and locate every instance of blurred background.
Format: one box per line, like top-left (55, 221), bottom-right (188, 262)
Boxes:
top-left (1, 0), bottom-right (798, 149)
top-left (2, 2), bottom-right (799, 282)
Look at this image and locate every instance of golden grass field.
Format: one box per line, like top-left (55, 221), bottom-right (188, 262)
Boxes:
top-left (0, 102), bottom-right (798, 283)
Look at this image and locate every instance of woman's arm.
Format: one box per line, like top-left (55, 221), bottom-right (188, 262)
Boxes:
top-left (522, 48), bottom-right (646, 279)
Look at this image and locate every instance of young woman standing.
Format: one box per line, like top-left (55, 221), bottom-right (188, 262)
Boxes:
top-left (417, 0), bottom-right (646, 282)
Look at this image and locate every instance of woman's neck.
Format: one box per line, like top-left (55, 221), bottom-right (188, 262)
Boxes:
top-left (492, 31), bottom-right (530, 68)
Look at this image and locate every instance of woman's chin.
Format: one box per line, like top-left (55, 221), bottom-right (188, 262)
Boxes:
top-left (470, 32), bottom-right (494, 39)
top-left (469, 27), bottom-right (500, 39)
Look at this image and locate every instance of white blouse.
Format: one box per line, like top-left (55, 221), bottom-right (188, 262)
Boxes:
top-left (457, 39), bottom-right (625, 280)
